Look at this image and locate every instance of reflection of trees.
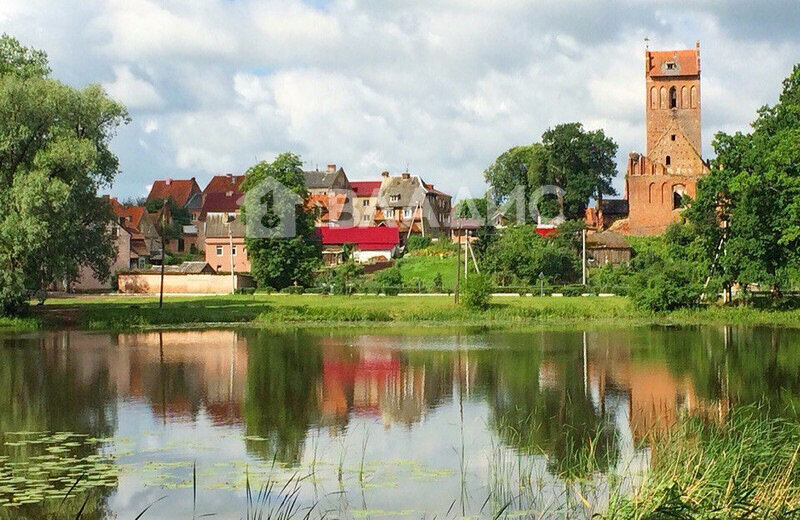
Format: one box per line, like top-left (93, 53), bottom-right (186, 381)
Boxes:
top-left (243, 331), bottom-right (322, 464)
top-left (0, 333), bottom-right (116, 520)
top-left (470, 332), bottom-right (619, 480)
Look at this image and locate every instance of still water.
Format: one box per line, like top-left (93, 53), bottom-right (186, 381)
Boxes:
top-left (1, 326), bottom-right (799, 519)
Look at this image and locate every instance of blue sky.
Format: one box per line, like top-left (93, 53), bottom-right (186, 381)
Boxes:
top-left (2, 0), bottom-right (799, 201)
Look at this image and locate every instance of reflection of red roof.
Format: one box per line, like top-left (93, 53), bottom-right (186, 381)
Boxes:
top-left (536, 226), bottom-right (558, 237)
top-left (318, 226), bottom-right (400, 251)
top-left (199, 192), bottom-right (243, 219)
top-left (350, 181), bottom-right (381, 197)
top-left (147, 178), bottom-right (201, 207)
top-left (647, 49), bottom-right (699, 78)
top-left (205, 174), bottom-right (245, 195)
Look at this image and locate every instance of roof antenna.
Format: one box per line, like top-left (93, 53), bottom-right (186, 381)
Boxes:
top-left (644, 36), bottom-right (649, 50)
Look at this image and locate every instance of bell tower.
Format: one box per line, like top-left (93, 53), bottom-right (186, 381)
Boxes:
top-left (624, 41), bottom-right (709, 235)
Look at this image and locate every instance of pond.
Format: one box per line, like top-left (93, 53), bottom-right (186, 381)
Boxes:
top-left (1, 326), bottom-right (799, 519)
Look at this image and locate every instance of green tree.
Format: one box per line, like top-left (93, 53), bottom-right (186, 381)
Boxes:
top-left (687, 65), bottom-right (800, 295)
top-left (241, 153), bottom-right (321, 289)
top-left (481, 225), bottom-right (580, 285)
top-left (461, 273), bottom-right (493, 310)
top-left (540, 122), bottom-right (618, 220)
top-left (453, 197), bottom-right (488, 220)
top-left (0, 35), bottom-right (129, 313)
top-left (483, 144), bottom-right (547, 222)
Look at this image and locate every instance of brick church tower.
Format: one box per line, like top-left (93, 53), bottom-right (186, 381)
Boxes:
top-left (625, 41), bottom-right (709, 235)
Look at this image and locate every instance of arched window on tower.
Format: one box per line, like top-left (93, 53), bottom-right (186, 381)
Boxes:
top-left (669, 86), bottom-right (677, 108)
top-left (665, 155), bottom-right (671, 166)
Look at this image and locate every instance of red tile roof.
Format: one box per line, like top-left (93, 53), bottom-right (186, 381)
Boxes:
top-left (147, 178), bottom-right (201, 207)
top-left (350, 181), bottom-right (382, 197)
top-left (318, 226), bottom-right (400, 251)
top-left (535, 226), bottom-right (558, 237)
top-left (199, 191), bottom-right (244, 219)
top-left (204, 174), bottom-right (245, 195)
top-left (647, 49), bottom-right (699, 78)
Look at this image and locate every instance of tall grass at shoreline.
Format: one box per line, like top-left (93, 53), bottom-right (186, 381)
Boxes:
top-left (604, 405), bottom-right (800, 519)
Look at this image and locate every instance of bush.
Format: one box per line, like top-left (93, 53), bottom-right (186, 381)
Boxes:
top-left (0, 271), bottom-right (26, 316)
top-left (561, 284), bottom-right (585, 297)
top-left (432, 272), bottom-right (444, 293)
top-left (280, 285), bottom-right (305, 295)
top-left (235, 287), bottom-right (256, 295)
top-left (406, 235), bottom-right (433, 251)
top-left (630, 261), bottom-right (703, 312)
top-left (589, 263), bottom-right (634, 295)
top-left (375, 266), bottom-right (403, 295)
top-left (461, 273), bottom-right (493, 311)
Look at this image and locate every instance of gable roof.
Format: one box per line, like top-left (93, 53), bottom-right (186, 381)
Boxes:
top-left (199, 191), bottom-right (244, 220)
top-left (647, 48), bottom-right (699, 78)
top-left (205, 174), bottom-right (245, 195)
top-left (304, 168), bottom-right (347, 190)
top-left (147, 178), bottom-right (202, 207)
top-left (587, 231), bottom-right (631, 250)
top-left (204, 213), bottom-right (246, 238)
top-left (350, 181), bottom-right (382, 197)
top-left (376, 174), bottom-right (427, 208)
top-left (317, 226), bottom-right (399, 251)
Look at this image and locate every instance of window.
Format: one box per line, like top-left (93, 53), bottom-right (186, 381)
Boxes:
top-left (666, 62), bottom-right (677, 71)
top-left (673, 185), bottom-right (687, 210)
top-left (385, 209), bottom-right (395, 218)
top-left (231, 246), bottom-right (237, 256)
top-left (671, 134), bottom-right (676, 141)
top-left (216, 246), bottom-right (223, 256)
top-left (178, 238), bottom-right (185, 252)
top-left (217, 265), bottom-right (222, 271)
top-left (362, 214), bottom-right (371, 222)
top-left (403, 208), bottom-right (414, 219)
top-left (669, 86), bottom-right (677, 109)
top-left (390, 194), bottom-right (401, 202)
top-left (362, 199), bottom-right (370, 207)
top-left (665, 156), bottom-right (671, 166)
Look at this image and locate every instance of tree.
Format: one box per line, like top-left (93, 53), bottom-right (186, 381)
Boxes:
top-left (481, 225), bottom-right (579, 285)
top-left (483, 144), bottom-right (547, 223)
top-left (453, 197), bottom-right (488, 220)
top-left (0, 35), bottom-right (129, 313)
top-left (483, 124), bottom-right (617, 224)
top-left (540, 122), bottom-right (618, 220)
top-left (241, 153), bottom-right (321, 289)
top-left (687, 65), bottom-right (800, 295)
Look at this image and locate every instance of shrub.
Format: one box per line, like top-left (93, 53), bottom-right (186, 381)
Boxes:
top-left (406, 235), bottom-right (433, 251)
top-left (235, 287), bottom-right (256, 295)
top-left (589, 263), bottom-right (634, 295)
top-left (630, 261), bottom-right (703, 312)
top-left (375, 266), bottom-right (403, 295)
top-left (280, 285), bottom-right (305, 295)
top-left (561, 284), bottom-right (585, 297)
top-left (0, 271), bottom-right (26, 316)
top-left (461, 273), bottom-right (493, 311)
top-left (432, 272), bottom-right (444, 293)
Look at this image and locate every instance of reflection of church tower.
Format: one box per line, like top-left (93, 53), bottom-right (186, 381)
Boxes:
top-left (626, 41), bottom-right (709, 235)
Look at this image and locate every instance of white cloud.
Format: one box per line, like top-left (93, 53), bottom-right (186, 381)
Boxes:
top-left (103, 65), bottom-right (164, 110)
top-left (3, 0), bottom-right (799, 198)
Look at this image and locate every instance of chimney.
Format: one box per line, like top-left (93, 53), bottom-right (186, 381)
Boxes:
top-left (401, 172), bottom-right (410, 180)
top-left (227, 173), bottom-right (233, 182)
top-left (381, 171), bottom-right (390, 178)
top-left (327, 164), bottom-right (336, 173)
top-left (166, 178), bottom-right (172, 186)
top-left (226, 191), bottom-right (233, 197)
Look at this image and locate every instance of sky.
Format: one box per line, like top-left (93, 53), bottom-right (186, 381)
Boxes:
top-left (2, 0), bottom-right (799, 201)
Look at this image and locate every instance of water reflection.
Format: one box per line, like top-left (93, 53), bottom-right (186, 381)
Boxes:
top-left (1, 326), bottom-right (799, 518)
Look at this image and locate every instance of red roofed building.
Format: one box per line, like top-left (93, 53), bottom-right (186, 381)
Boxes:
top-left (318, 226), bottom-right (400, 266)
top-left (204, 174), bottom-right (245, 196)
top-left (350, 180), bottom-right (382, 226)
top-left (147, 178), bottom-right (203, 220)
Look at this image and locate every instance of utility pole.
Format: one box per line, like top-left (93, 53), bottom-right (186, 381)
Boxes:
top-left (228, 223), bottom-right (236, 294)
top-left (455, 225), bottom-right (461, 304)
top-left (582, 228), bottom-right (587, 286)
top-left (159, 212), bottom-right (166, 308)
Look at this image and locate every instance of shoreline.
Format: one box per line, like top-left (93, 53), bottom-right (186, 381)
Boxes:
top-left (3, 294), bottom-right (800, 333)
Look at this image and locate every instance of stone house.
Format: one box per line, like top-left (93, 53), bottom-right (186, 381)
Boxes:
top-left (203, 214), bottom-right (250, 273)
top-left (304, 164), bottom-right (353, 227)
top-left (373, 171), bottom-right (451, 240)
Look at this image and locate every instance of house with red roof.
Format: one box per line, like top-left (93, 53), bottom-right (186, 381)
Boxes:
top-left (317, 226), bottom-right (400, 266)
top-left (147, 177), bottom-right (203, 220)
top-left (350, 180), bottom-right (382, 226)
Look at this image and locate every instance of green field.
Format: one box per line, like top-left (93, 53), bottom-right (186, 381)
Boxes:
top-left (1, 293), bottom-right (798, 332)
top-left (394, 252), bottom-right (459, 289)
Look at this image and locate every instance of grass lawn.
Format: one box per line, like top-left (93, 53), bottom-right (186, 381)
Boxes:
top-left (395, 253), bottom-right (459, 290)
top-left (9, 293), bottom-right (800, 332)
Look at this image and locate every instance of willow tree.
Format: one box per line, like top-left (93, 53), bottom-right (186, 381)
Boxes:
top-left (0, 35), bottom-right (129, 313)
